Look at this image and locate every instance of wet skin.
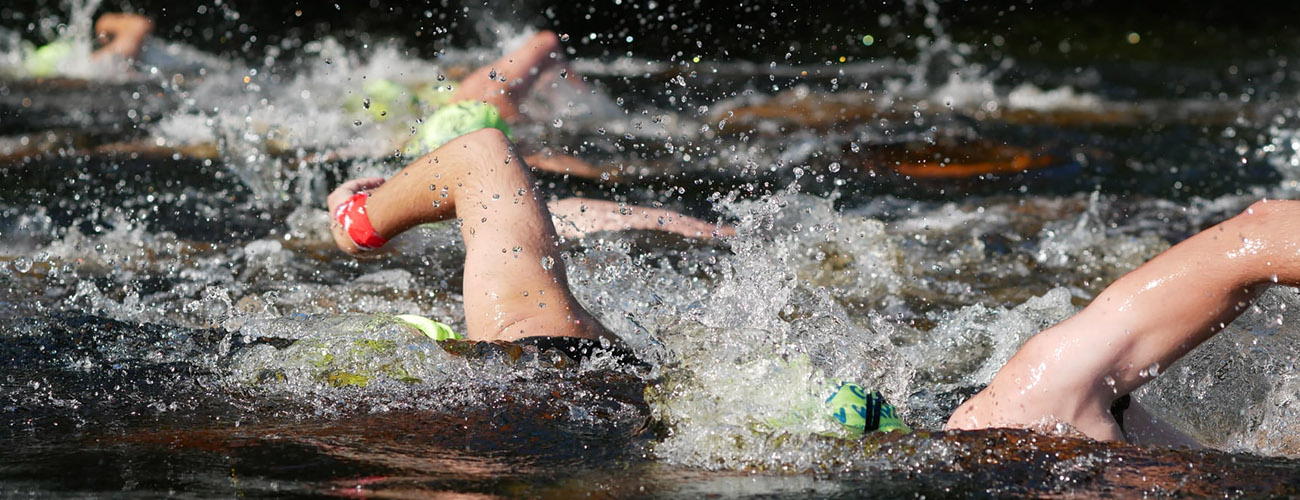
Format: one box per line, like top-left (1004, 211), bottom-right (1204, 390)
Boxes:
top-left (948, 199), bottom-right (1300, 446)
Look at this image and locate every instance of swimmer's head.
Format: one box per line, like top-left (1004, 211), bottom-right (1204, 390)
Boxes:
top-left (404, 101), bottom-right (512, 157)
top-left (825, 381), bottom-right (911, 434)
top-left (24, 40), bottom-right (74, 77)
top-left (347, 78), bottom-right (416, 122)
top-left (412, 82), bottom-right (458, 109)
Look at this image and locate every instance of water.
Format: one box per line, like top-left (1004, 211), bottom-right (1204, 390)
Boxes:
top-left (6, 1), bottom-right (1300, 497)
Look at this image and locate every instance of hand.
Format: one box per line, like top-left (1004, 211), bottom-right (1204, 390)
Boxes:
top-left (327, 177), bottom-right (386, 217)
top-left (327, 177), bottom-right (386, 255)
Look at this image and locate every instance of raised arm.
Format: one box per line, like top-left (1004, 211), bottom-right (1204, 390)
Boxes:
top-left (92, 13), bottom-right (153, 61)
top-left (328, 128), bottom-right (614, 344)
top-left (947, 199), bottom-right (1300, 442)
top-left (453, 30), bottom-right (579, 121)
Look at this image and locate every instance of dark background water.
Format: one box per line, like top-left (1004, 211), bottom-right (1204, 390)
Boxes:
top-left (6, 0), bottom-right (1300, 64)
top-left (8, 0), bottom-right (1300, 498)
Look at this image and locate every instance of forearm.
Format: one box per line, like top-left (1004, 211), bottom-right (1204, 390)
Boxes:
top-left (1026, 200), bottom-right (1300, 399)
top-left (93, 13), bottom-right (153, 60)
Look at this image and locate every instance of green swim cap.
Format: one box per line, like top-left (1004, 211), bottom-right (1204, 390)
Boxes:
top-left (412, 82), bottom-right (459, 109)
top-left (405, 101), bottom-right (512, 156)
top-left (825, 382), bottom-right (911, 434)
top-left (24, 40), bottom-right (74, 78)
top-left (346, 78), bottom-right (416, 122)
top-left (394, 314), bottom-right (462, 341)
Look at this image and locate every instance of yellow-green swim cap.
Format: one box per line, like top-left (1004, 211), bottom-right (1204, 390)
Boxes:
top-left (394, 314), bottom-right (461, 341)
top-left (348, 78), bottom-right (417, 122)
top-left (24, 40), bottom-right (74, 78)
top-left (404, 101), bottom-right (512, 156)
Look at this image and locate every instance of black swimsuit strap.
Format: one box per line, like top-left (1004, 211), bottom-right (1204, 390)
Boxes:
top-left (513, 336), bottom-right (646, 368)
top-left (1109, 394), bottom-right (1132, 433)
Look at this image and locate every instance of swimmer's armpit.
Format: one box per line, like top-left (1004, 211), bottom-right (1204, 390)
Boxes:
top-left (548, 198), bottom-right (735, 239)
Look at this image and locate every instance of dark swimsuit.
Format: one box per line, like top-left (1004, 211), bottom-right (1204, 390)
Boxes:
top-left (1110, 394), bottom-right (1132, 433)
top-left (513, 336), bottom-right (647, 369)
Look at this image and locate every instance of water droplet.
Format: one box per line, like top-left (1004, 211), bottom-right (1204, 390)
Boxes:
top-left (437, 74), bottom-right (446, 81)
top-left (12, 257), bottom-right (32, 273)
top-left (362, 98), bottom-right (371, 109)
top-left (559, 33), bottom-right (570, 42)
top-left (354, 120), bottom-right (363, 126)
top-left (541, 256), bottom-right (555, 270)
top-left (828, 162), bottom-right (841, 173)
top-left (552, 118), bottom-right (564, 128)
top-left (488, 69), bottom-right (497, 80)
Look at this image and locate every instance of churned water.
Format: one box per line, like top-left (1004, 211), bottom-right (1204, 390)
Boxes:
top-left (5, 0), bottom-right (1300, 497)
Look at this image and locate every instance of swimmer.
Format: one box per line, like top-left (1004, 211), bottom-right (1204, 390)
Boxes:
top-left (947, 199), bottom-right (1300, 447)
top-left (91, 13), bottom-right (154, 62)
top-left (23, 12), bottom-right (153, 77)
top-left (327, 128), bottom-right (726, 348)
top-left (326, 129), bottom-right (913, 436)
top-left (358, 30), bottom-right (613, 179)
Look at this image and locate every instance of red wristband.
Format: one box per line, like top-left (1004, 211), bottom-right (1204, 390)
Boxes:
top-left (334, 192), bottom-right (389, 250)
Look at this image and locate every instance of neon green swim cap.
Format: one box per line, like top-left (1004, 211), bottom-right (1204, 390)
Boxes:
top-left (24, 40), bottom-right (74, 78)
top-left (404, 101), bottom-right (512, 156)
top-left (393, 314), bottom-right (462, 341)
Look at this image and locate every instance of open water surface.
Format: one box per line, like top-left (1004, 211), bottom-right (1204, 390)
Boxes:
top-left (5, 1), bottom-right (1300, 497)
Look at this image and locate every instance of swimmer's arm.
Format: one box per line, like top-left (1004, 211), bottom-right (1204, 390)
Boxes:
top-left (547, 198), bottom-right (733, 239)
top-left (950, 199), bottom-right (1300, 440)
top-left (1044, 200), bottom-right (1300, 402)
top-left (523, 150), bottom-right (610, 180)
top-left (93, 13), bottom-right (153, 61)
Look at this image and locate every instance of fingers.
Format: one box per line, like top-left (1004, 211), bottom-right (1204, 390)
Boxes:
top-left (327, 177), bottom-right (386, 216)
top-left (341, 176), bottom-right (387, 193)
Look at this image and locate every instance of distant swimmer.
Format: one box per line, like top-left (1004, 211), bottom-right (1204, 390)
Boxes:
top-left (348, 31), bottom-right (617, 180)
top-left (19, 11), bottom-right (224, 80)
top-left (22, 12), bottom-right (151, 77)
top-left (946, 199), bottom-right (1300, 447)
top-left (90, 13), bottom-right (154, 62)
